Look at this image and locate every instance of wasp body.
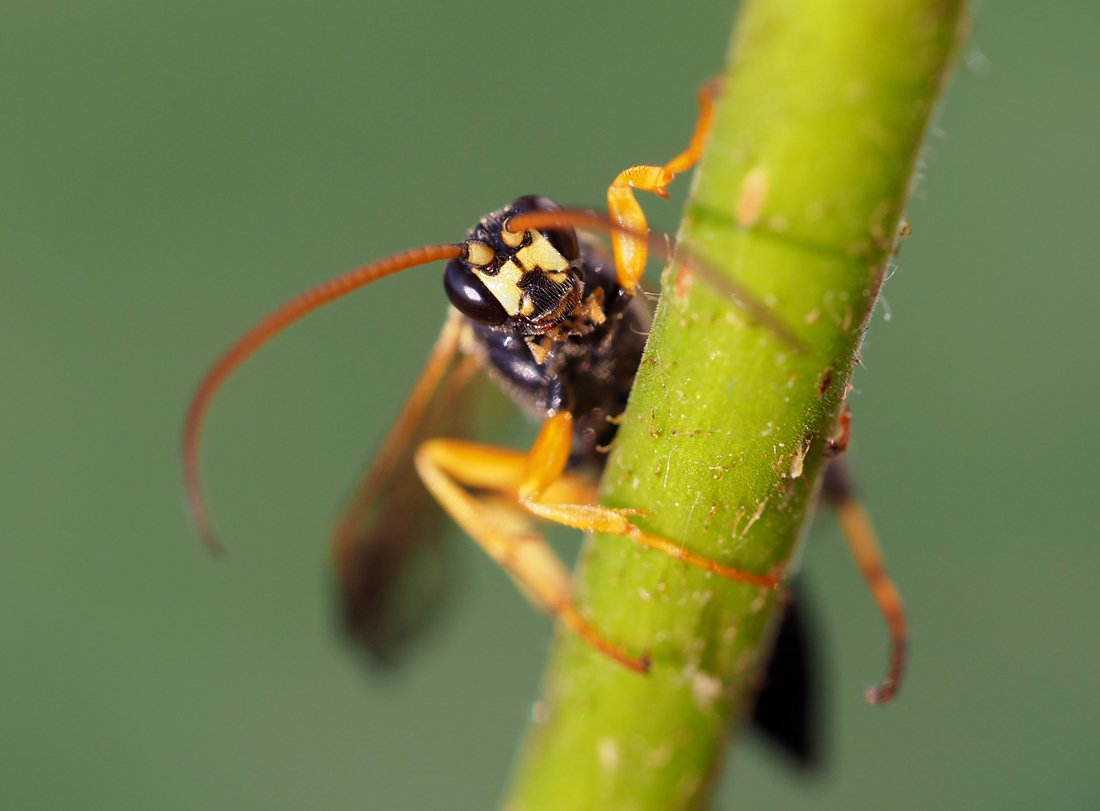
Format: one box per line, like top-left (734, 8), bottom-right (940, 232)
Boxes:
top-left (451, 195), bottom-right (649, 465)
top-left (183, 84), bottom-right (905, 722)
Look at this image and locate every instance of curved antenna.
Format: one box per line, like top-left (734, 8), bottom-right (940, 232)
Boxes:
top-left (505, 208), bottom-right (808, 353)
top-left (183, 243), bottom-right (464, 555)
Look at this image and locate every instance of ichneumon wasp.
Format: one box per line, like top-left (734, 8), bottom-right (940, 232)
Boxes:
top-left (182, 84), bottom-right (907, 759)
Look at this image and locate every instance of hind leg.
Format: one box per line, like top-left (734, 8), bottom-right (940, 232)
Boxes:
top-left (415, 436), bottom-right (649, 672)
top-left (415, 411), bottom-right (781, 674)
top-left (823, 406), bottom-right (908, 703)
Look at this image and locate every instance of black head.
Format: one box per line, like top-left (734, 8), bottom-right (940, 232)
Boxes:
top-left (443, 196), bottom-right (583, 335)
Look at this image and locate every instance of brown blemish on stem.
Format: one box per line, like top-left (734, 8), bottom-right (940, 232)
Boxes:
top-left (826, 404), bottom-right (852, 456)
top-left (674, 262), bottom-right (695, 301)
top-left (671, 427), bottom-right (714, 438)
top-left (735, 166), bottom-right (768, 227)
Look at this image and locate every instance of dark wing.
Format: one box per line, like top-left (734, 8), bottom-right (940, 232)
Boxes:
top-left (750, 582), bottom-right (822, 769)
top-left (330, 314), bottom-right (489, 663)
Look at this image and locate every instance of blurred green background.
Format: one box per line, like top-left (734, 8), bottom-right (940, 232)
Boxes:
top-left (3, 1), bottom-right (1097, 808)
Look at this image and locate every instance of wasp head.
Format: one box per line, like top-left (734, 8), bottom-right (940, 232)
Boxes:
top-left (444, 196), bottom-right (585, 335)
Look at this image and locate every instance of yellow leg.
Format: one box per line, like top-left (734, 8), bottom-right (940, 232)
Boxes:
top-left (519, 413), bottom-right (781, 589)
top-left (607, 83), bottom-right (717, 293)
top-left (415, 437), bottom-right (649, 673)
top-left (415, 411), bottom-right (780, 674)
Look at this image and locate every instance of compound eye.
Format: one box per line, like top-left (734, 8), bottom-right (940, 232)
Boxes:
top-left (443, 259), bottom-right (508, 325)
top-left (510, 195), bottom-right (578, 262)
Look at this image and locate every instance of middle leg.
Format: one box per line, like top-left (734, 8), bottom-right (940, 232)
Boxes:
top-left (517, 412), bottom-right (781, 589)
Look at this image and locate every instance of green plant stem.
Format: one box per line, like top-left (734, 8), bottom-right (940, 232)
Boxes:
top-left (504, 1), bottom-right (968, 809)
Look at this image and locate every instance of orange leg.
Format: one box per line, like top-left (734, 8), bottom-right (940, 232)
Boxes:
top-left (415, 436), bottom-right (649, 673)
top-left (823, 446), bottom-right (908, 704)
top-left (607, 83), bottom-right (717, 293)
top-left (415, 411), bottom-right (780, 674)
top-left (519, 413), bottom-right (781, 589)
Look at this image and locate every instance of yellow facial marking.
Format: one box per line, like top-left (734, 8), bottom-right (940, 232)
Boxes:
top-left (474, 260), bottom-right (524, 316)
top-left (471, 229), bottom-right (574, 319)
top-left (465, 241), bottom-right (495, 267)
top-left (515, 230), bottom-right (569, 276)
